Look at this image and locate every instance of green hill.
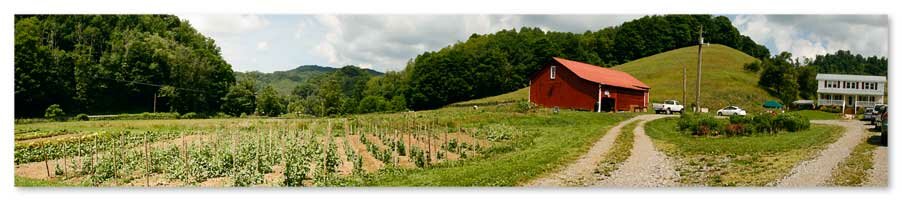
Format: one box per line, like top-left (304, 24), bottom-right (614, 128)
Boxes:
top-left (236, 65), bottom-right (384, 95)
top-left (613, 44), bottom-right (774, 112)
top-left (449, 44), bottom-right (775, 112)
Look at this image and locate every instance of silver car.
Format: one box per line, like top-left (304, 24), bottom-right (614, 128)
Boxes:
top-left (717, 106), bottom-right (747, 116)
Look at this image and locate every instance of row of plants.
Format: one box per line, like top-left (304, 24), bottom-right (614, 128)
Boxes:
top-left (23, 113), bottom-right (497, 186)
top-left (677, 112), bottom-right (810, 136)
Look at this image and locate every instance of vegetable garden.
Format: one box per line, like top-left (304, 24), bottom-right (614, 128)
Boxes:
top-left (14, 112), bottom-right (503, 187)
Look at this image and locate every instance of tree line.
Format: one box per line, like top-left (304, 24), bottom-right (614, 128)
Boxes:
top-left (17, 14), bottom-right (775, 118)
top-left (397, 15), bottom-right (770, 110)
top-left (15, 15), bottom-right (234, 118)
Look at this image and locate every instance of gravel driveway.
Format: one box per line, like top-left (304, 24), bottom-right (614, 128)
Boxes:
top-left (865, 145), bottom-right (888, 187)
top-left (528, 114), bottom-right (676, 187)
top-left (777, 120), bottom-right (870, 187)
top-left (593, 115), bottom-right (679, 187)
top-left (527, 115), bottom-right (648, 186)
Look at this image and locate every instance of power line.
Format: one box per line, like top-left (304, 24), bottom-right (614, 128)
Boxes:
top-left (92, 75), bottom-right (208, 93)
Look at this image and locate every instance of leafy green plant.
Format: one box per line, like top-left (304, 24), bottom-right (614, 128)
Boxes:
top-left (44, 104), bottom-right (65, 121)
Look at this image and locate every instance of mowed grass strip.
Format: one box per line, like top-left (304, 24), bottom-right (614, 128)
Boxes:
top-left (829, 135), bottom-right (879, 186)
top-left (594, 121), bottom-right (638, 177)
top-left (354, 110), bottom-right (633, 186)
top-left (15, 176), bottom-right (81, 187)
top-left (448, 87), bottom-right (529, 107)
top-left (794, 110), bottom-right (843, 120)
top-left (645, 117), bottom-right (843, 186)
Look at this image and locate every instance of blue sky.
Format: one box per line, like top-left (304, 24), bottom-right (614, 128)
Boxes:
top-left (176, 14), bottom-right (888, 73)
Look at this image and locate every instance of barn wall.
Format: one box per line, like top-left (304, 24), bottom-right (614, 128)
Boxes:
top-left (529, 61), bottom-right (598, 111)
top-left (611, 87), bottom-right (647, 111)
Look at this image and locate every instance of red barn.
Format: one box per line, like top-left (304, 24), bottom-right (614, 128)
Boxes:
top-left (529, 57), bottom-right (650, 112)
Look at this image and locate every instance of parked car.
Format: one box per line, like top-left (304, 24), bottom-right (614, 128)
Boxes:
top-left (863, 107), bottom-right (878, 124)
top-left (653, 100), bottom-right (684, 114)
top-left (875, 105), bottom-right (888, 131)
top-left (716, 106), bottom-right (747, 116)
top-left (881, 110), bottom-right (888, 145)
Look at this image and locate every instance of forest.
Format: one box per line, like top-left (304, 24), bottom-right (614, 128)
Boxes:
top-left (14, 14), bottom-right (885, 118)
top-left (14, 15), bottom-right (234, 117)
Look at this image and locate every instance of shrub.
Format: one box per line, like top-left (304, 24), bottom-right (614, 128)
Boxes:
top-left (774, 112), bottom-right (810, 132)
top-left (751, 113), bottom-right (776, 133)
top-left (743, 61), bottom-right (762, 72)
top-left (44, 104), bottom-right (65, 121)
top-left (180, 112), bottom-right (199, 119)
top-left (516, 100), bottom-right (534, 113)
top-left (724, 123), bottom-right (748, 136)
top-left (75, 113), bottom-right (90, 121)
top-left (678, 113), bottom-right (723, 136)
top-left (820, 105), bottom-right (842, 113)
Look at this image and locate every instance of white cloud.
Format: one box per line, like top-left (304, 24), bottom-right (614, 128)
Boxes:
top-left (256, 41), bottom-right (269, 51)
top-left (732, 15), bottom-right (888, 59)
top-left (309, 15), bottom-right (640, 71)
top-left (177, 14), bottom-right (270, 36)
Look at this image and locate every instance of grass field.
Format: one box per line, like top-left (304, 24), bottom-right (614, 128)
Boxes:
top-left (448, 87), bottom-right (530, 107)
top-left (645, 117), bottom-right (843, 186)
top-left (14, 89), bottom-right (633, 187)
top-left (15, 176), bottom-right (80, 187)
top-left (613, 44), bottom-right (775, 113)
top-left (793, 110), bottom-right (842, 120)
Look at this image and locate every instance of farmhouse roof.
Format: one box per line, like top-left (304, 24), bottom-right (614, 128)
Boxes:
top-left (553, 57), bottom-right (650, 91)
top-left (816, 73), bottom-right (886, 82)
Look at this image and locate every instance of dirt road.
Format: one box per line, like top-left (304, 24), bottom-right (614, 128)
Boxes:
top-left (593, 115), bottom-right (679, 187)
top-left (528, 114), bottom-right (674, 187)
top-left (777, 120), bottom-right (870, 187)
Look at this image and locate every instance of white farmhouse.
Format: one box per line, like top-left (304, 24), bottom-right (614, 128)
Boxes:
top-left (816, 73), bottom-right (887, 113)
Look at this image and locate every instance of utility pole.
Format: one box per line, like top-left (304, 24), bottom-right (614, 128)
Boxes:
top-left (153, 93), bottom-right (157, 113)
top-left (695, 25), bottom-right (703, 113)
top-left (683, 65), bottom-right (687, 106)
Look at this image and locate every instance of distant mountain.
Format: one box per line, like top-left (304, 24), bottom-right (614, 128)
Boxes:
top-left (235, 65), bottom-right (384, 95)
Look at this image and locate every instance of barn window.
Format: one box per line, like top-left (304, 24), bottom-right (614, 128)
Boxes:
top-left (550, 66), bottom-right (556, 80)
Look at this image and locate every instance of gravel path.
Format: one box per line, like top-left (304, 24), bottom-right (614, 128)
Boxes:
top-left (777, 120), bottom-right (869, 187)
top-left (864, 145), bottom-right (888, 187)
top-left (593, 115), bottom-right (679, 187)
top-left (528, 115), bottom-right (664, 186)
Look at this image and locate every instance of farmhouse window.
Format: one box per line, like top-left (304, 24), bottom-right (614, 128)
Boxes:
top-left (550, 66), bottom-right (556, 80)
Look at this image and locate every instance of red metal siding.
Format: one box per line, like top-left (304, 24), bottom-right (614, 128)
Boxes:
top-left (530, 60), bottom-right (649, 112)
top-left (530, 62), bottom-right (598, 111)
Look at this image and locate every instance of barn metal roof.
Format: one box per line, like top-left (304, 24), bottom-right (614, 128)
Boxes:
top-left (553, 57), bottom-right (650, 91)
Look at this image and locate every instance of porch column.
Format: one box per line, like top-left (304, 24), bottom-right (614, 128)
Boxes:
top-left (842, 95), bottom-right (846, 114)
top-left (597, 85), bottom-right (602, 113)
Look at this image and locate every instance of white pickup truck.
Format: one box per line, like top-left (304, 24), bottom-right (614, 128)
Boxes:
top-left (653, 100), bottom-right (684, 114)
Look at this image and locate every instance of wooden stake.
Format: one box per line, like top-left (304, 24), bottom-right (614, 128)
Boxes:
top-left (144, 131), bottom-right (150, 187)
top-left (43, 144), bottom-right (50, 178)
top-left (182, 132), bottom-right (189, 182)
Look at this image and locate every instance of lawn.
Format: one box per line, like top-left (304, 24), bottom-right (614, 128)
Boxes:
top-left (15, 176), bottom-right (80, 187)
top-left (353, 109), bottom-right (633, 186)
top-left (448, 87), bottom-right (529, 107)
top-left (644, 117), bottom-right (843, 186)
top-left (793, 110), bottom-right (842, 120)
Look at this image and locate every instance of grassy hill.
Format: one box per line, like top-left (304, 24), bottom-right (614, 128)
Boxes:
top-left (613, 44), bottom-right (774, 112)
top-left (236, 65), bottom-right (383, 95)
top-left (448, 44), bottom-right (775, 112)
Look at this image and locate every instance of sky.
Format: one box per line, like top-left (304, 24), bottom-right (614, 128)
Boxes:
top-left (176, 14), bottom-right (889, 73)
